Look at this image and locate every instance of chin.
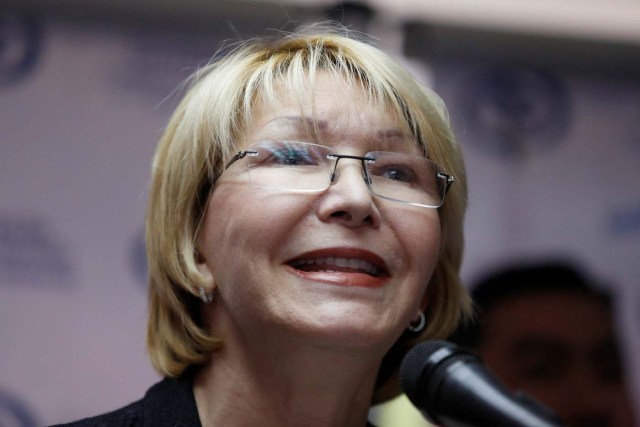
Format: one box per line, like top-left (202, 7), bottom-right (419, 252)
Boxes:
top-left (298, 315), bottom-right (402, 351)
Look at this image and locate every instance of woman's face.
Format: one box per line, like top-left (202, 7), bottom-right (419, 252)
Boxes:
top-left (197, 75), bottom-right (442, 353)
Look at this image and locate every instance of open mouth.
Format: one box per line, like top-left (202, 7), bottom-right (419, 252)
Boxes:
top-left (285, 248), bottom-right (390, 288)
top-left (288, 256), bottom-right (386, 277)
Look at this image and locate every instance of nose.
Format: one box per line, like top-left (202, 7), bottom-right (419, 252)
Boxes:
top-left (316, 159), bottom-right (380, 228)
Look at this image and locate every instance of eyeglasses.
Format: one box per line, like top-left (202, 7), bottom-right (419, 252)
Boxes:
top-left (224, 141), bottom-right (454, 208)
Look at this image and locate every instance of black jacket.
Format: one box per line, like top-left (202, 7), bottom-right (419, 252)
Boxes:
top-left (52, 376), bottom-right (378, 426)
top-left (51, 377), bottom-right (201, 427)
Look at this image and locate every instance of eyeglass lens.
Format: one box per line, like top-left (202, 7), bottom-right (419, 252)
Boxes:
top-left (243, 141), bottom-right (450, 208)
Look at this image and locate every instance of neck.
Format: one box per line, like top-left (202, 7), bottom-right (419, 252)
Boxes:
top-left (193, 311), bottom-right (384, 427)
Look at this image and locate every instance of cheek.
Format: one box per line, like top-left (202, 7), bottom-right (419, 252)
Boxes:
top-left (398, 210), bottom-right (441, 275)
top-left (382, 209), bottom-right (441, 313)
top-left (198, 187), bottom-right (257, 281)
top-left (200, 187), bottom-right (311, 272)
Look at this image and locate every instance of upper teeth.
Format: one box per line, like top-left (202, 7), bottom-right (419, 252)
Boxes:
top-left (292, 257), bottom-right (380, 276)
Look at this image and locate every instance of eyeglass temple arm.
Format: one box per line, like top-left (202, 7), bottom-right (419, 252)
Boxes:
top-left (438, 173), bottom-right (455, 196)
top-left (224, 150), bottom-right (258, 169)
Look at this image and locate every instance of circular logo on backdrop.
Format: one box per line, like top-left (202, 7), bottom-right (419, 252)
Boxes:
top-left (0, 388), bottom-right (38, 427)
top-left (459, 67), bottom-right (571, 158)
top-left (0, 12), bottom-right (42, 87)
top-left (0, 213), bottom-right (73, 289)
top-left (610, 202), bottom-right (640, 236)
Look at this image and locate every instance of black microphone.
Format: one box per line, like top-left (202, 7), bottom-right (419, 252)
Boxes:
top-left (400, 340), bottom-right (564, 427)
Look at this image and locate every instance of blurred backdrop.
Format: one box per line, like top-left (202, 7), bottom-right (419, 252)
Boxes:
top-left (1, 1), bottom-right (639, 425)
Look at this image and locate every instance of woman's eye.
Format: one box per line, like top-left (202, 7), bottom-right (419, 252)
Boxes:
top-left (263, 150), bottom-right (310, 166)
top-left (280, 153), bottom-right (307, 165)
top-left (268, 149), bottom-right (316, 166)
top-left (380, 166), bottom-right (415, 183)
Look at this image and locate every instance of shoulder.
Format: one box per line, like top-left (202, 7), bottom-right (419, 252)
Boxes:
top-left (50, 399), bottom-right (142, 427)
top-left (50, 376), bottom-right (200, 427)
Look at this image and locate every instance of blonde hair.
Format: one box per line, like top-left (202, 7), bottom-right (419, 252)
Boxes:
top-left (145, 26), bottom-right (471, 403)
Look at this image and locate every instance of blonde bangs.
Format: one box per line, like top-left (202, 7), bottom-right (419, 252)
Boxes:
top-left (243, 36), bottom-right (428, 156)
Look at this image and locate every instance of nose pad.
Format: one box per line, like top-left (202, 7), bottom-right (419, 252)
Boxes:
top-left (329, 158), bottom-right (371, 188)
top-left (363, 168), bottom-right (372, 186)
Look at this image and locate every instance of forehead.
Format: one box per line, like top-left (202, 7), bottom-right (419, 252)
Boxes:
top-left (244, 73), bottom-right (420, 153)
top-left (483, 291), bottom-right (612, 348)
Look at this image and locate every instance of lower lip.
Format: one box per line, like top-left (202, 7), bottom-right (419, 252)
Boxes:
top-left (285, 266), bottom-right (389, 288)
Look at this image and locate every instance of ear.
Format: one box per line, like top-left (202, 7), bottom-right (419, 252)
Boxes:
top-left (195, 253), bottom-right (215, 291)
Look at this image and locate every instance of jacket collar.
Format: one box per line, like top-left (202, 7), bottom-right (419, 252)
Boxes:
top-left (141, 376), bottom-right (202, 427)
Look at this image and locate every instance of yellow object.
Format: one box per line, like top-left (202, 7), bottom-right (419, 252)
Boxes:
top-left (371, 394), bottom-right (434, 426)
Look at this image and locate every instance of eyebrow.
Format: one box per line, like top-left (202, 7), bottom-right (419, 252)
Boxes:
top-left (265, 115), bottom-right (406, 141)
top-left (377, 129), bottom-right (406, 140)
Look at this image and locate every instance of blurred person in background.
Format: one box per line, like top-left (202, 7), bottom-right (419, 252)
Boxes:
top-left (453, 260), bottom-right (637, 427)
